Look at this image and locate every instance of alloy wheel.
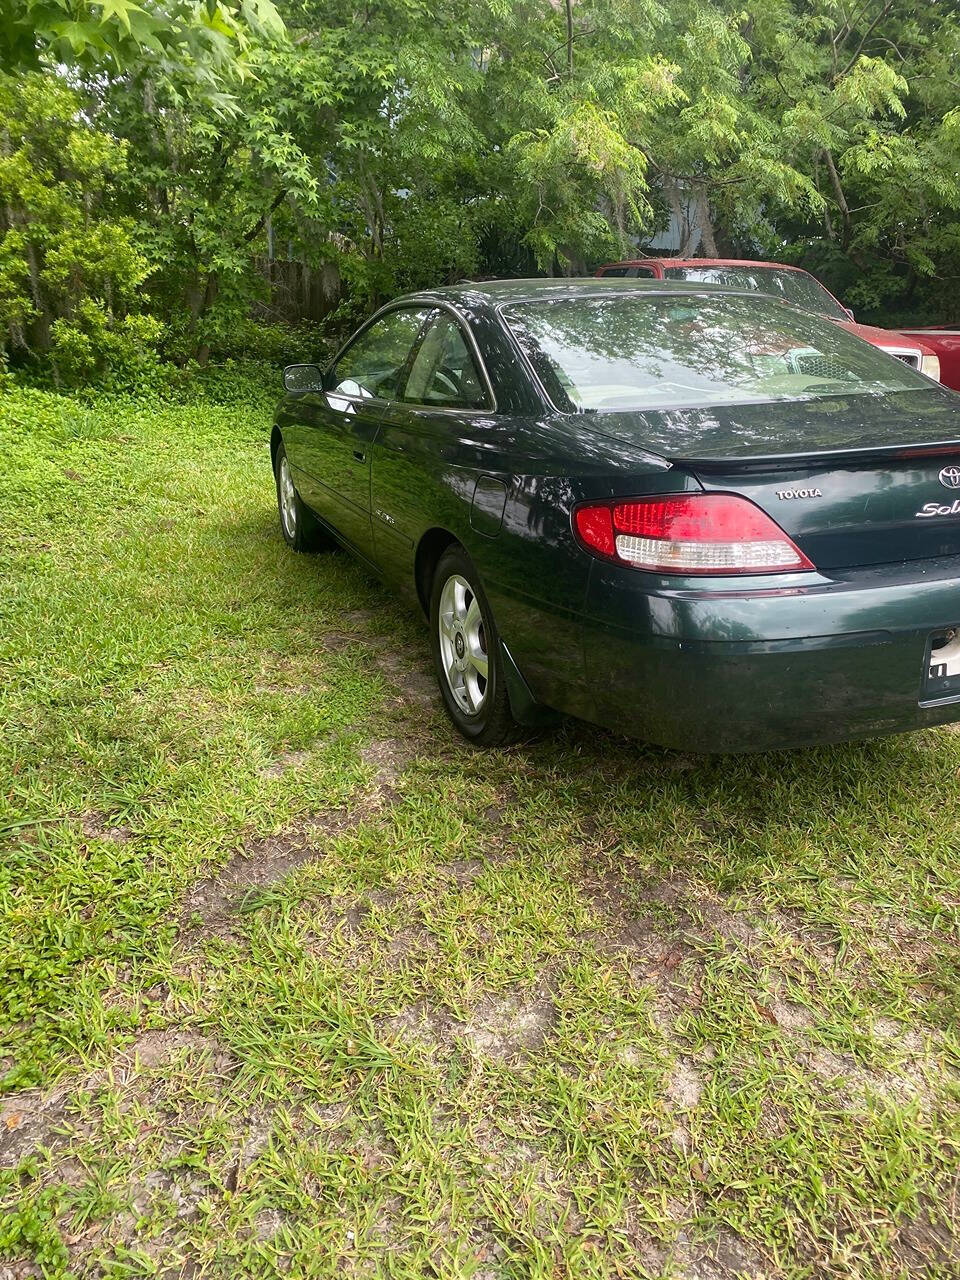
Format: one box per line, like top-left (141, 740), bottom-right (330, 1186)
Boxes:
top-left (437, 573), bottom-right (488, 715)
top-left (278, 455), bottom-right (297, 537)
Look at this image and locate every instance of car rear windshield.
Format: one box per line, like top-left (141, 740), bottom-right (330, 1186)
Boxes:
top-left (663, 265), bottom-right (848, 321)
top-left (502, 293), bottom-right (930, 413)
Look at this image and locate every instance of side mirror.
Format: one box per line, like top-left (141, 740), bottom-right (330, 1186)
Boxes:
top-left (842, 306), bottom-right (855, 322)
top-left (283, 363), bottom-right (325, 393)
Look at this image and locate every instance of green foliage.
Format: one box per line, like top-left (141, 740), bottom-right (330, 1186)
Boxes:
top-left (4, 0), bottom-right (960, 386)
top-left (0, 71), bottom-right (159, 383)
top-left (0, 1163), bottom-right (69, 1273)
top-left (50, 304), bottom-right (164, 389)
top-left (1, 0), bottom-right (285, 109)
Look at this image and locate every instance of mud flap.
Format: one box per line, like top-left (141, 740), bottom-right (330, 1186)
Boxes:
top-left (500, 641), bottom-right (560, 728)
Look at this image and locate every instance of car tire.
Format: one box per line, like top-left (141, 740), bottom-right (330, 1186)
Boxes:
top-left (429, 545), bottom-right (521, 747)
top-left (274, 442), bottom-right (328, 553)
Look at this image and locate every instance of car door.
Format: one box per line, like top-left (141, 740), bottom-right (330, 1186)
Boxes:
top-left (293, 306), bottom-right (430, 561)
top-left (371, 307), bottom-right (496, 585)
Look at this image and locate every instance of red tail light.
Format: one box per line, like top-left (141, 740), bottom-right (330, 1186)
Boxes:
top-left (573, 494), bottom-right (814, 575)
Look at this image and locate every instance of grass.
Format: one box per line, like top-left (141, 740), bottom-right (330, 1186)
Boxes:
top-left (0, 373), bottom-right (958, 1279)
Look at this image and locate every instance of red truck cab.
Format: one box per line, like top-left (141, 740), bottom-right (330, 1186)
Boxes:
top-left (596, 257), bottom-right (940, 379)
top-left (896, 327), bottom-right (960, 391)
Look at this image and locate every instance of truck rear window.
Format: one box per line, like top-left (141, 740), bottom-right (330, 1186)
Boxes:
top-left (662, 265), bottom-right (848, 320)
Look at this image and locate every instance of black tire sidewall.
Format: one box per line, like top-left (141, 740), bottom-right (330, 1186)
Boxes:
top-left (429, 547), bottom-right (507, 742)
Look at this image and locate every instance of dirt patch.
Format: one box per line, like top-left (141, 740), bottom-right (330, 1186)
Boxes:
top-left (0, 1084), bottom-right (71, 1165)
top-left (439, 858), bottom-right (485, 886)
top-left (481, 803), bottom-right (506, 827)
top-left (253, 682), bottom-right (314, 696)
top-left (258, 747), bottom-right (313, 778)
top-left (892, 1192), bottom-right (960, 1275)
top-left (321, 630), bottom-right (372, 654)
top-left (667, 1058), bottom-right (702, 1111)
top-left (181, 729), bottom-right (425, 940)
top-left (461, 992), bottom-right (555, 1062)
top-left (766, 994), bottom-right (816, 1031)
top-left (370, 649), bottom-right (439, 709)
top-left (384, 1001), bottom-right (458, 1050)
top-left (116, 1028), bottom-right (232, 1073)
top-left (666, 1057), bottom-right (702, 1154)
top-left (671, 1227), bottom-right (769, 1279)
top-left (382, 924), bottom-right (441, 965)
top-left (687, 888), bottom-right (758, 946)
top-left (871, 1016), bottom-right (926, 1054)
top-left (765, 908), bottom-right (841, 970)
top-left (128, 1168), bottom-right (203, 1221)
top-left (254, 1206), bottom-right (292, 1241)
top-left (800, 1044), bottom-right (936, 1110)
top-left (80, 811), bottom-right (132, 842)
top-left (582, 863), bottom-right (690, 948)
top-left (360, 733), bottom-right (431, 801)
top-left (577, 863), bottom-right (709, 1040)
top-left (0, 1030), bottom-right (233, 1173)
top-left (359, 737), bottom-right (422, 788)
top-left (180, 811), bottom-right (354, 937)
top-left (339, 609), bottom-right (379, 628)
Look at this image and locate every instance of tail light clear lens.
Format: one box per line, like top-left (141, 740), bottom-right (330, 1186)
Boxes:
top-left (921, 353), bottom-right (941, 382)
top-left (573, 494), bottom-right (814, 575)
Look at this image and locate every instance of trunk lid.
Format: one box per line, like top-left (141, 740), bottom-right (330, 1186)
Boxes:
top-left (693, 453), bottom-right (960, 570)
top-left (589, 387), bottom-right (960, 570)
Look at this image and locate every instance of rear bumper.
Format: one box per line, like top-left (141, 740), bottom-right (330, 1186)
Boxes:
top-left (581, 557), bottom-right (960, 751)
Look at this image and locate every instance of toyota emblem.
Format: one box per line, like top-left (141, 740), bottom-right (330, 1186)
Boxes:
top-left (939, 466), bottom-right (960, 489)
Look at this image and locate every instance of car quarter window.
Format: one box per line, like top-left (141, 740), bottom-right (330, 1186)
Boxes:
top-left (330, 307), bottom-right (430, 401)
top-left (400, 310), bottom-right (490, 410)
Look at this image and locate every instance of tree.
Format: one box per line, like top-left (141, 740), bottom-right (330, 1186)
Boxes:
top-left (0, 71), bottom-right (159, 381)
top-left (6, 0), bottom-right (960, 386)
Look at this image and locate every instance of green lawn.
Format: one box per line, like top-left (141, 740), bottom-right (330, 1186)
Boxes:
top-left (1, 374), bottom-right (958, 1279)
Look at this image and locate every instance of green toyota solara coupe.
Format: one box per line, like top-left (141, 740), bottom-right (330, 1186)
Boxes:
top-left (271, 278), bottom-right (960, 751)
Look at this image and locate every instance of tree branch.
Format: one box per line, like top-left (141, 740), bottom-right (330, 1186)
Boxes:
top-left (835, 0), bottom-right (894, 81)
top-left (243, 188), bottom-right (288, 244)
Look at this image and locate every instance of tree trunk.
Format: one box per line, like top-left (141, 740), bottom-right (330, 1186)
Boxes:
top-left (24, 240), bottom-right (50, 353)
top-left (822, 148), bottom-right (851, 248)
top-left (696, 189), bottom-right (719, 256)
top-left (194, 272), bottom-right (218, 365)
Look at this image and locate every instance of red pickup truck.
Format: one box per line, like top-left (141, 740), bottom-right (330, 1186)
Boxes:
top-left (596, 257), bottom-right (941, 380)
top-left (896, 327), bottom-right (960, 391)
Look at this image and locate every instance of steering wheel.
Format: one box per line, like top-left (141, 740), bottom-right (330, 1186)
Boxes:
top-left (432, 366), bottom-right (464, 399)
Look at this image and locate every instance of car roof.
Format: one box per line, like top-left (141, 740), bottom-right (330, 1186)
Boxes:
top-left (400, 276), bottom-right (748, 307)
top-left (601, 258), bottom-right (810, 272)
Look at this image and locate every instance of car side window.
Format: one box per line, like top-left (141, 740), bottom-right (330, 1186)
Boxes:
top-left (330, 307), bottom-right (430, 402)
top-left (401, 311), bottom-right (489, 410)
top-left (630, 267), bottom-right (656, 278)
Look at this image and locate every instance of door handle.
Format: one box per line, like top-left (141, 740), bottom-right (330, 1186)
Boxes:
top-left (352, 449), bottom-right (366, 463)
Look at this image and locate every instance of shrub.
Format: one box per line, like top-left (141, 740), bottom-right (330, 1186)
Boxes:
top-left (50, 304), bottom-right (165, 390)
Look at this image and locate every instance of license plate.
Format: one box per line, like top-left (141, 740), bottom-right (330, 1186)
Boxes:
top-left (923, 628), bottom-right (960, 702)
